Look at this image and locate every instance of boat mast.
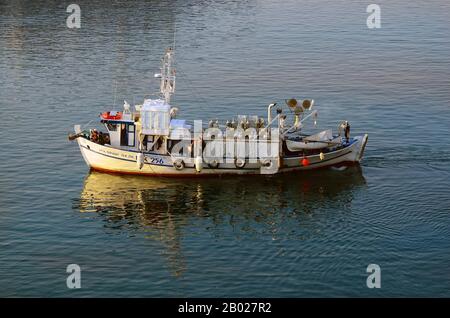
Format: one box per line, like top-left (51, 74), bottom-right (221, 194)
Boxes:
top-left (159, 48), bottom-right (176, 104)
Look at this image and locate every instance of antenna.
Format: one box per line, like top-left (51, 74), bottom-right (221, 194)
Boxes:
top-left (113, 80), bottom-right (117, 108)
top-left (173, 22), bottom-right (176, 52)
top-left (158, 48), bottom-right (176, 104)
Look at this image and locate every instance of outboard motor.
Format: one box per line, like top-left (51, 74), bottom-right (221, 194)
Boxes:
top-left (345, 122), bottom-right (351, 141)
top-left (338, 121), bottom-right (351, 142)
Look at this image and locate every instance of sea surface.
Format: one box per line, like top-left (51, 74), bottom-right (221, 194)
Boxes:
top-left (0, 0), bottom-right (449, 297)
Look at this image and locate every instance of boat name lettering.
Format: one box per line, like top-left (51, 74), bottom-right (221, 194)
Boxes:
top-left (98, 148), bottom-right (135, 159)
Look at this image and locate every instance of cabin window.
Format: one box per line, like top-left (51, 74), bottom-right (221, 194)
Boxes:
top-left (127, 124), bottom-right (135, 147)
top-left (120, 123), bottom-right (135, 147)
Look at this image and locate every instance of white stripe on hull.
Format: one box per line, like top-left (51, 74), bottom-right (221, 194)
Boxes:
top-left (76, 134), bottom-right (368, 176)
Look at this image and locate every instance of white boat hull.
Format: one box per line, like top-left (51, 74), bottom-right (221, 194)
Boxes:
top-left (76, 133), bottom-right (368, 176)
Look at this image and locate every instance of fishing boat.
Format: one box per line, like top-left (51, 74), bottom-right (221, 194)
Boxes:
top-left (69, 48), bottom-right (368, 176)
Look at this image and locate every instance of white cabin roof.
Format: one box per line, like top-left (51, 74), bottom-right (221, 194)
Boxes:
top-left (142, 99), bottom-right (170, 112)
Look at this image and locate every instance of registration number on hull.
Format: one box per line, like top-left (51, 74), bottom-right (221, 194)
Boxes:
top-left (147, 157), bottom-right (164, 165)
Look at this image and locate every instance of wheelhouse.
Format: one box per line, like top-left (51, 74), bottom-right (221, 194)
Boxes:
top-left (101, 109), bottom-right (136, 149)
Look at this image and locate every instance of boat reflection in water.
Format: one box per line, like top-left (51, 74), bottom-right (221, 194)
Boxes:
top-left (75, 167), bottom-right (366, 276)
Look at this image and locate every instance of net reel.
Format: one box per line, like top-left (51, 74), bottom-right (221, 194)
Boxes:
top-left (285, 98), bottom-right (314, 128)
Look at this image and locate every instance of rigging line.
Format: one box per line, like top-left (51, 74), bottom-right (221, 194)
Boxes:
top-left (143, 155), bottom-right (158, 174)
top-left (113, 80), bottom-right (118, 108)
top-left (173, 21), bottom-right (176, 52)
top-left (81, 119), bottom-right (95, 130)
top-left (166, 27), bottom-right (211, 113)
top-left (174, 66), bottom-right (211, 112)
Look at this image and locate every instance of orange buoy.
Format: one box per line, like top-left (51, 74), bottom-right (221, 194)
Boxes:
top-left (301, 157), bottom-right (310, 167)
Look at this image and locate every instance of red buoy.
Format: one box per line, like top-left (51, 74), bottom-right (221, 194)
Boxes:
top-left (301, 157), bottom-right (310, 167)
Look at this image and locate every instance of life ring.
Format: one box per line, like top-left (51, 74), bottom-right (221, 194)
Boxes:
top-left (173, 159), bottom-right (185, 170)
top-left (261, 159), bottom-right (272, 168)
top-left (235, 158), bottom-right (246, 168)
top-left (208, 159), bottom-right (219, 169)
top-left (101, 111), bottom-right (123, 120)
